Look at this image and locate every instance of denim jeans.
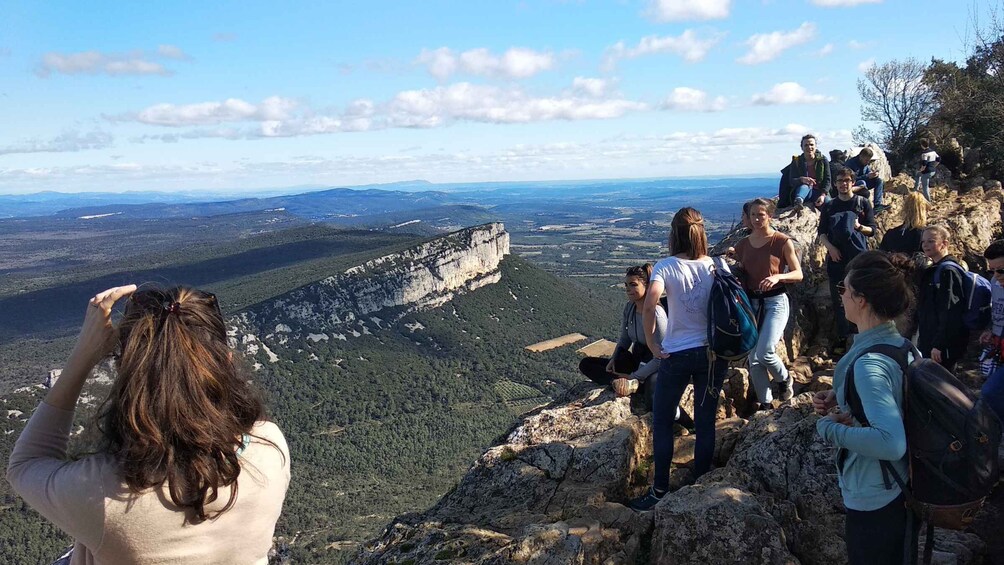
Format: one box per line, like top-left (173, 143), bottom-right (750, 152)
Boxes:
top-left (793, 183), bottom-right (827, 207)
top-left (857, 177), bottom-right (885, 207)
top-left (652, 346), bottom-right (728, 491)
top-left (982, 364), bottom-right (1004, 422)
top-left (827, 276), bottom-right (851, 339)
top-left (749, 295), bottom-right (790, 403)
top-left (915, 172), bottom-right (934, 201)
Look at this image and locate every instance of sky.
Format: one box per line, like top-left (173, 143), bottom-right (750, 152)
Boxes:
top-left (0, 0), bottom-right (991, 194)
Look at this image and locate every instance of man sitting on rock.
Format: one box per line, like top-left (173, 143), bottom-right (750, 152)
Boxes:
top-left (817, 167), bottom-right (876, 354)
top-left (843, 147), bottom-right (889, 213)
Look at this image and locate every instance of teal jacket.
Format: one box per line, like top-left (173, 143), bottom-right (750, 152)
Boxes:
top-left (816, 321), bottom-right (913, 511)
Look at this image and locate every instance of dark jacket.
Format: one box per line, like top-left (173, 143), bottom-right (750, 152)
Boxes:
top-left (917, 255), bottom-right (969, 361)
top-left (879, 224), bottom-right (923, 255)
top-left (843, 154), bottom-right (872, 188)
top-left (818, 195), bottom-right (875, 278)
top-left (789, 150), bottom-right (832, 196)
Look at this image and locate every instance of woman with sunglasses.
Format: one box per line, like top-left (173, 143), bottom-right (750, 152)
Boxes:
top-left (7, 285), bottom-right (290, 564)
top-left (813, 251), bottom-right (920, 564)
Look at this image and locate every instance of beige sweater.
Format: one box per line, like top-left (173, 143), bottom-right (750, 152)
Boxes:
top-left (7, 402), bottom-right (291, 565)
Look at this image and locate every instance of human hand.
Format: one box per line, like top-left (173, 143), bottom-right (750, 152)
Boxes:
top-left (605, 358), bottom-right (616, 373)
top-left (825, 411), bottom-right (854, 426)
top-left (981, 330), bottom-right (994, 346)
top-left (68, 285), bottom-right (137, 372)
top-left (759, 275), bottom-right (781, 292)
top-left (652, 346), bottom-right (670, 360)
top-left (812, 390), bottom-right (836, 416)
top-left (801, 176), bottom-right (816, 186)
top-left (854, 218), bottom-right (862, 231)
top-left (814, 195), bottom-right (825, 207)
top-left (931, 348), bottom-right (943, 363)
top-left (869, 171), bottom-right (878, 178)
top-left (826, 245), bottom-right (842, 262)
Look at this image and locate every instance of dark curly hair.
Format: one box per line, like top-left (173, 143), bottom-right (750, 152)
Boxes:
top-left (846, 251), bottom-right (917, 319)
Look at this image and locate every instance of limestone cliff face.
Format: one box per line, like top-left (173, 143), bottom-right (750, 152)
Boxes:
top-left (232, 222), bottom-right (509, 351)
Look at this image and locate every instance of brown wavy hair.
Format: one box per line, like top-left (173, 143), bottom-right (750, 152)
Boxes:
top-left (846, 251), bottom-right (917, 319)
top-left (669, 207), bottom-right (708, 259)
top-left (98, 285), bottom-right (267, 523)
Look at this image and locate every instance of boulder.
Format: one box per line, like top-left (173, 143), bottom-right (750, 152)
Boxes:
top-left (651, 482), bottom-right (799, 564)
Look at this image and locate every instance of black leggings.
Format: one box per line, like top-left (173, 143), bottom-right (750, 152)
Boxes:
top-left (845, 493), bottom-right (918, 565)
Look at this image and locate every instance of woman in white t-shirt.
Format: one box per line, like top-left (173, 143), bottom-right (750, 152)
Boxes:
top-left (629, 207), bottom-right (729, 511)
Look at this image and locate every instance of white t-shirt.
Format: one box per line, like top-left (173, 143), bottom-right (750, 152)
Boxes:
top-left (650, 255), bottom-right (715, 354)
top-left (992, 280), bottom-right (1004, 337)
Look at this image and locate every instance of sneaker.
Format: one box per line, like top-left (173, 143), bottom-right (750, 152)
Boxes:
top-left (793, 197), bottom-right (804, 211)
top-left (629, 487), bottom-right (665, 512)
top-left (778, 377), bottom-right (794, 402)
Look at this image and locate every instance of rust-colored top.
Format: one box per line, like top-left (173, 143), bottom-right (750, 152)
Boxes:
top-left (734, 231), bottom-right (791, 294)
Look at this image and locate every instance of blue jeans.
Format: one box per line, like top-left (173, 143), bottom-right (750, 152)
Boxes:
top-left (916, 172), bottom-right (934, 201)
top-left (858, 177), bottom-right (885, 207)
top-left (652, 346), bottom-right (728, 491)
top-left (793, 183), bottom-right (827, 207)
top-left (749, 295), bottom-right (790, 403)
top-left (983, 364), bottom-right (1004, 423)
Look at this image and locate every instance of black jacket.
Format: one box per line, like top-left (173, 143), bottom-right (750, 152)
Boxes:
top-left (917, 255), bottom-right (969, 361)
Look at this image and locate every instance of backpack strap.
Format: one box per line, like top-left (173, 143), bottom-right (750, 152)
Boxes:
top-left (841, 340), bottom-right (913, 492)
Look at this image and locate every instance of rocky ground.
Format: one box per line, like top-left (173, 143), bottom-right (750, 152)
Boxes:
top-left (349, 180), bottom-right (1004, 565)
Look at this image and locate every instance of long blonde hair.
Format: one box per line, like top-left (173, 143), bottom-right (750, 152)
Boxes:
top-left (902, 192), bottom-right (929, 230)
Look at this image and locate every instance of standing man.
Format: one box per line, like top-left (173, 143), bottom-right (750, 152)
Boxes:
top-left (843, 147), bottom-right (888, 213)
top-left (818, 167), bottom-right (876, 354)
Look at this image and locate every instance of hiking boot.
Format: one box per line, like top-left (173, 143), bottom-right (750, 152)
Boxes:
top-left (778, 377), bottom-right (794, 401)
top-left (793, 197), bottom-right (804, 211)
top-left (629, 487), bottom-right (665, 512)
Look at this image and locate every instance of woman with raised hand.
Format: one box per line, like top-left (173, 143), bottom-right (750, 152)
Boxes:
top-left (732, 198), bottom-right (803, 408)
top-left (813, 251), bottom-right (920, 564)
top-left (7, 285), bottom-right (290, 564)
top-left (629, 207), bottom-right (729, 512)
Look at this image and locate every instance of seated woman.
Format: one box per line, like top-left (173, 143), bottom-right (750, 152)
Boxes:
top-left (732, 198), bottom-right (803, 408)
top-left (879, 191), bottom-right (928, 255)
top-left (7, 285), bottom-right (290, 564)
top-left (579, 265), bottom-right (692, 426)
top-left (813, 251), bottom-right (919, 564)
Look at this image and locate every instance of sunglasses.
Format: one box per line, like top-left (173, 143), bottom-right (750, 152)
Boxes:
top-left (836, 281), bottom-right (849, 296)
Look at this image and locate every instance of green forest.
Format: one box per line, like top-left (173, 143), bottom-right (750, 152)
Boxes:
top-left (0, 249), bottom-right (624, 564)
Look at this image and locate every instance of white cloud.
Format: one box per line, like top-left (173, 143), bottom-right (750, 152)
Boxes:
top-left (737, 22), bottom-right (816, 65)
top-left (157, 44), bottom-right (191, 60)
top-left (384, 82), bottom-right (646, 127)
top-left (417, 47), bottom-right (555, 80)
top-left (604, 30), bottom-right (724, 68)
top-left (572, 77), bottom-right (612, 97)
top-left (212, 32), bottom-right (237, 42)
top-left (0, 130), bottom-right (113, 156)
top-left (661, 87), bottom-right (727, 112)
top-left (811, 0), bottom-right (881, 6)
top-left (120, 96), bottom-right (298, 127)
top-left (857, 58), bottom-right (876, 72)
top-left (119, 81), bottom-right (647, 138)
top-left (751, 82), bottom-right (835, 105)
top-left (645, 0), bottom-right (731, 22)
top-left (816, 43), bottom-right (834, 57)
top-left (848, 40), bottom-right (869, 49)
top-left (36, 46), bottom-right (192, 77)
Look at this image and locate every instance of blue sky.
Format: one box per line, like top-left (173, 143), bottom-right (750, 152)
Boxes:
top-left (0, 0), bottom-right (988, 194)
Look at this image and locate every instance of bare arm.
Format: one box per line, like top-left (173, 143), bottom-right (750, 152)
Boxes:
top-left (778, 239), bottom-right (803, 283)
top-left (643, 278), bottom-right (667, 359)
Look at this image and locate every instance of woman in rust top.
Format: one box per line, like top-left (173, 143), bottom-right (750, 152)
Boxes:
top-left (733, 198), bottom-right (803, 408)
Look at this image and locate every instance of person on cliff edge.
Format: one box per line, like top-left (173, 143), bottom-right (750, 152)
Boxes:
top-left (813, 250), bottom-right (921, 565)
top-left (7, 284), bottom-right (290, 564)
top-left (578, 264), bottom-right (695, 425)
top-left (629, 207), bottom-right (728, 511)
top-left (786, 133), bottom-right (832, 211)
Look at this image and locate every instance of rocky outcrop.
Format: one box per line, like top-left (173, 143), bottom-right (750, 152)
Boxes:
top-left (232, 223), bottom-right (509, 350)
top-left (352, 189), bottom-right (1004, 564)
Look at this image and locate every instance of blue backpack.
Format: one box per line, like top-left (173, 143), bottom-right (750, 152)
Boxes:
top-left (707, 257), bottom-right (759, 361)
top-left (932, 260), bottom-right (992, 331)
